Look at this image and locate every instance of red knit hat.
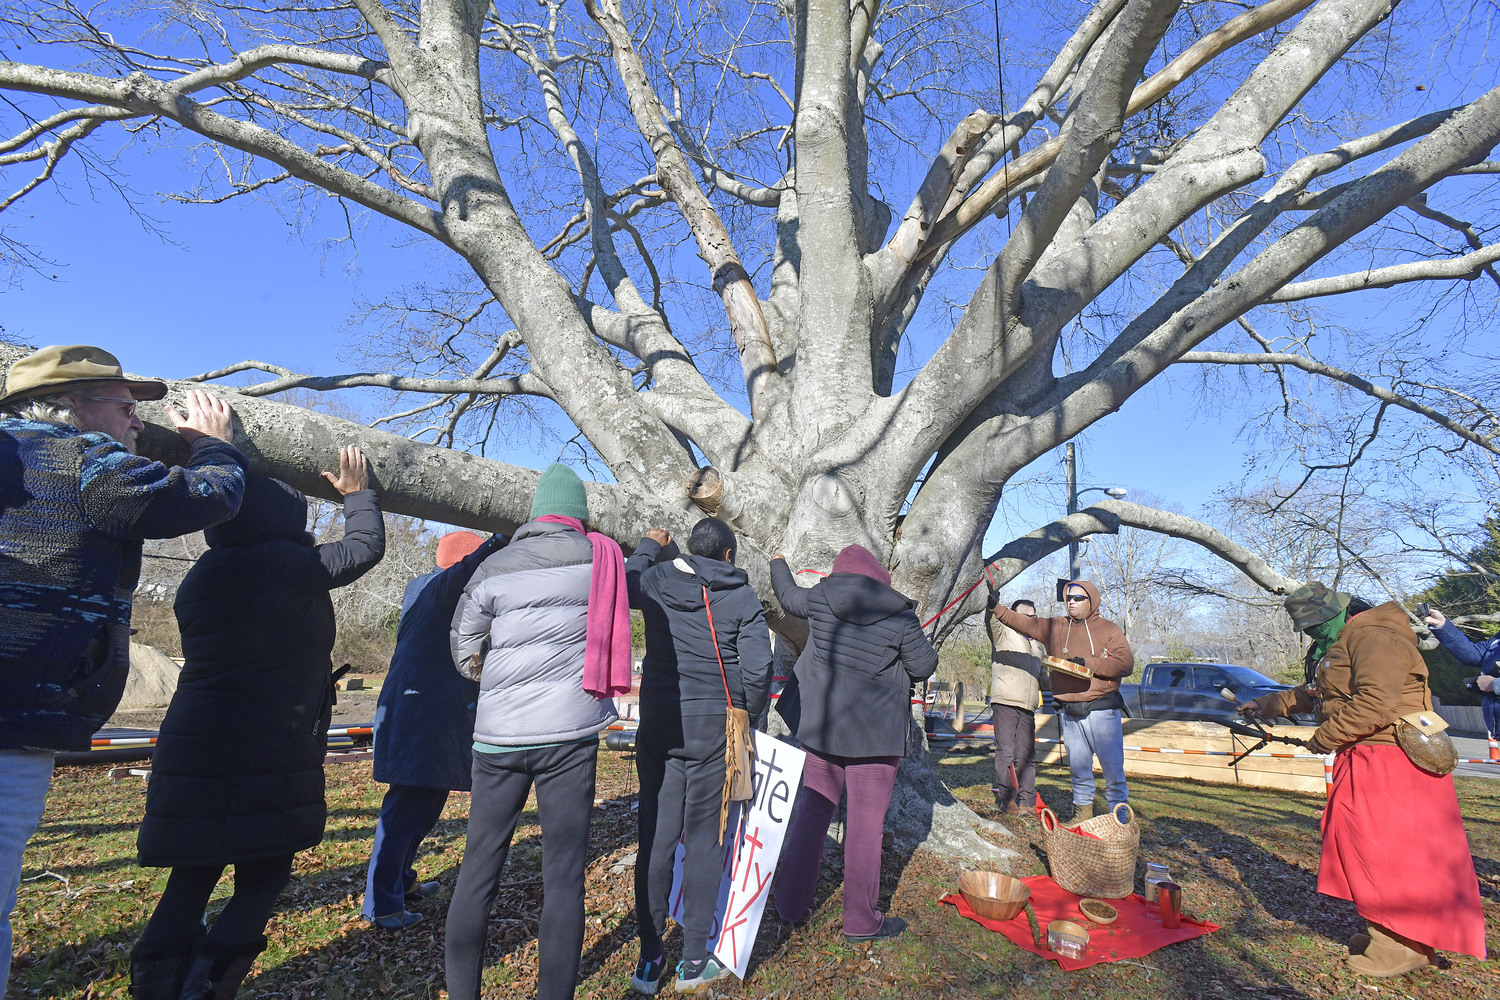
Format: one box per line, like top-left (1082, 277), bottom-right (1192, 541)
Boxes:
top-left (831, 544), bottom-right (891, 586)
top-left (436, 531), bottom-right (485, 569)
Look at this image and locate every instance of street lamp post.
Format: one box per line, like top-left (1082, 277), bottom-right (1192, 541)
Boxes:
top-left (1063, 442), bottom-right (1128, 582)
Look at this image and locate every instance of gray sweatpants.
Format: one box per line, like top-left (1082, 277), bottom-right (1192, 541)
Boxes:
top-left (445, 740), bottom-right (598, 1000)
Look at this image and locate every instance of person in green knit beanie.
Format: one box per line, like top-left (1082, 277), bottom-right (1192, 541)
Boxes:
top-left (446, 461), bottom-right (635, 1000)
top-left (529, 463), bottom-right (590, 522)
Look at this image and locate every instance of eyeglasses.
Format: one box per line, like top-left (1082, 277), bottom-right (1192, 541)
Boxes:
top-left (1064, 594), bottom-right (1088, 602)
top-left (84, 396), bottom-right (138, 416)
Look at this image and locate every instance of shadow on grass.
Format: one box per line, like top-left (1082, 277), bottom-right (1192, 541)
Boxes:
top-left (240, 794), bottom-right (643, 998)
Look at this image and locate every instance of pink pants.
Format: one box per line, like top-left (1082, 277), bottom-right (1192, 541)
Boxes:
top-left (772, 750), bottom-right (899, 936)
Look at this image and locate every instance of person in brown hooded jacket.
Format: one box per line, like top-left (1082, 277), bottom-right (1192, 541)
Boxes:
top-left (993, 580), bottom-right (1133, 822)
top-left (1240, 584), bottom-right (1484, 978)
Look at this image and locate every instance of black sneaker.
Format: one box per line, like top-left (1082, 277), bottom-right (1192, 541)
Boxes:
top-left (404, 879), bottom-right (441, 901)
top-left (845, 915), bottom-right (906, 942)
top-left (630, 954), bottom-right (664, 995)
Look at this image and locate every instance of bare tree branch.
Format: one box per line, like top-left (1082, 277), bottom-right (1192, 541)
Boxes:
top-left (187, 359), bottom-right (555, 399)
top-left (1177, 350), bottom-right (1500, 456)
top-left (0, 61), bottom-right (445, 238)
top-left (583, 0), bottom-right (779, 418)
top-left (1262, 244), bottom-right (1500, 300)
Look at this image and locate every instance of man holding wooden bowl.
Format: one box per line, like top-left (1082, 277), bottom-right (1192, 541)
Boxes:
top-left (992, 581), bottom-right (1134, 823)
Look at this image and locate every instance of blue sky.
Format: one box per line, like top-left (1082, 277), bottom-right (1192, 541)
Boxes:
top-left (2, 0), bottom-right (1494, 579)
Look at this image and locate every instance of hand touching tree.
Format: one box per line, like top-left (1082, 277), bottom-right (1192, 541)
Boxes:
top-left (321, 446), bottom-right (371, 496)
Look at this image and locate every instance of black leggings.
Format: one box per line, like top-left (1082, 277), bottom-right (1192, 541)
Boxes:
top-left (634, 714), bottom-right (727, 967)
top-left (137, 856), bottom-right (294, 951)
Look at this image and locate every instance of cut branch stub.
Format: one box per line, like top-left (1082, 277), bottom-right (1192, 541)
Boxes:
top-left (685, 466), bottom-right (724, 515)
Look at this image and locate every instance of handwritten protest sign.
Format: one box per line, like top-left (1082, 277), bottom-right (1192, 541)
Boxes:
top-left (668, 730), bottom-right (806, 978)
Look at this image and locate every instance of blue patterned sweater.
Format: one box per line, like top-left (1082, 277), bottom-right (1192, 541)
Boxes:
top-left (0, 418), bottom-right (247, 751)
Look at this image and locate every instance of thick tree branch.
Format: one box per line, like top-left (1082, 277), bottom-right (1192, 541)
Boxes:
top-left (789, 0), bottom-right (875, 427)
top-left (1008, 83), bottom-right (1500, 470)
top-left (873, 0), bottom-right (1128, 293)
top-left (1098, 500), bottom-right (1300, 595)
top-left (923, 0), bottom-right (1319, 255)
top-left (889, 56), bottom-right (1498, 619)
top-left (583, 0), bottom-right (779, 418)
top-left (997, 0), bottom-right (1182, 305)
top-left (861, 0), bottom-right (1369, 494)
top-left (921, 498), bottom-right (1300, 636)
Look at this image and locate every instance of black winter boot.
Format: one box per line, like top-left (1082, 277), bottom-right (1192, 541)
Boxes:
top-left (129, 928), bottom-right (204, 1000)
top-left (178, 936), bottom-right (266, 1000)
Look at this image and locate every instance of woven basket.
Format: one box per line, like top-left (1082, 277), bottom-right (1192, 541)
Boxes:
top-left (1039, 803), bottom-right (1139, 899)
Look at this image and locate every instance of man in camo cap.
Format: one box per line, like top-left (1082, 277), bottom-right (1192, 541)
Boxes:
top-left (1282, 581), bottom-right (1351, 634)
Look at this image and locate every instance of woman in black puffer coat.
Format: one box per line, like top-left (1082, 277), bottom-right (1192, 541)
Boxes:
top-left (129, 447), bottom-right (384, 1000)
top-left (769, 544), bottom-right (937, 943)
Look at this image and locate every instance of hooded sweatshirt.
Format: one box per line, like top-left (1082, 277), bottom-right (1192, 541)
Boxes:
top-left (625, 537), bottom-right (773, 728)
top-left (770, 557), bottom-right (938, 758)
top-left (992, 580), bottom-right (1133, 703)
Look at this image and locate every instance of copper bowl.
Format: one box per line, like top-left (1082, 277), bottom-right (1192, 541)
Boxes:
top-left (958, 871), bottom-right (1031, 921)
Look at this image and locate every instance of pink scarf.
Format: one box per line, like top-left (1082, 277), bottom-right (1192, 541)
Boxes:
top-left (536, 515), bottom-right (632, 698)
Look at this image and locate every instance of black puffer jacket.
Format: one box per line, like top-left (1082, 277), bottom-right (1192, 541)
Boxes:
top-left (626, 538), bottom-right (773, 732)
top-left (770, 559), bottom-right (937, 758)
top-left (137, 476), bottom-right (384, 867)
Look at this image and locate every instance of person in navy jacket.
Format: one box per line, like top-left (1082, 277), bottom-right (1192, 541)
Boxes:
top-left (361, 530), bottom-right (505, 929)
top-left (1423, 607), bottom-right (1500, 738)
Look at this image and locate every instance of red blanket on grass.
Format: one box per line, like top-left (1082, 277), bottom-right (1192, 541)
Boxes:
top-left (941, 875), bottom-right (1218, 970)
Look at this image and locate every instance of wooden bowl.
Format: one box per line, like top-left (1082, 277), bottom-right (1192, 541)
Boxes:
top-left (1042, 654), bottom-right (1093, 679)
top-left (958, 870), bottom-right (1031, 921)
top-left (1079, 898), bottom-right (1119, 925)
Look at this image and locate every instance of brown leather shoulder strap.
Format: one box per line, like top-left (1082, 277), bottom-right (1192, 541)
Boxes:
top-left (703, 585), bottom-right (732, 708)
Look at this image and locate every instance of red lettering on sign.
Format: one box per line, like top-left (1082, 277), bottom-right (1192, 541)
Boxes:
top-left (737, 826), bottom-right (765, 891)
top-left (735, 864), bottom-right (773, 919)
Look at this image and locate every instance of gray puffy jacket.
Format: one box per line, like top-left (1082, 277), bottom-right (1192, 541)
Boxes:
top-left (450, 519), bottom-right (618, 746)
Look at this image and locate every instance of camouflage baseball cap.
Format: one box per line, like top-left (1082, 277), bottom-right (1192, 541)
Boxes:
top-left (1283, 582), bottom-right (1351, 632)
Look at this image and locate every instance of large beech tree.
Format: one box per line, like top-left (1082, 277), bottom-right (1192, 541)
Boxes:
top-left (3, 0), bottom-right (1498, 859)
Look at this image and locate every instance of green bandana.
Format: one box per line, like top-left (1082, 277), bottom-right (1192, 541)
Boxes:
top-left (1304, 608), bottom-right (1348, 662)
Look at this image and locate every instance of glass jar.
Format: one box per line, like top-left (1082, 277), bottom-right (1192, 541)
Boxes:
top-left (1144, 862), bottom-right (1172, 903)
top-left (1047, 920), bottom-right (1089, 959)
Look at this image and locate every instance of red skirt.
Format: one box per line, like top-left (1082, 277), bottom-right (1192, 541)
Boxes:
top-left (1320, 743), bottom-right (1486, 957)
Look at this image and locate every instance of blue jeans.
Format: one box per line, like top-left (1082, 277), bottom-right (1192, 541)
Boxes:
top-left (362, 784), bottom-right (450, 920)
top-left (1483, 696), bottom-right (1499, 740)
top-left (1, 750), bottom-right (55, 996)
top-left (1060, 708), bottom-right (1128, 807)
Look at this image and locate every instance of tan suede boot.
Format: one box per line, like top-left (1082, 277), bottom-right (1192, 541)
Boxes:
top-left (1069, 801), bottom-right (1093, 825)
top-left (1346, 924), bottom-right (1433, 978)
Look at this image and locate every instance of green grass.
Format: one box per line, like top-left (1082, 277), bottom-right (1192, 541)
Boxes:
top-left (10, 749), bottom-right (1498, 998)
